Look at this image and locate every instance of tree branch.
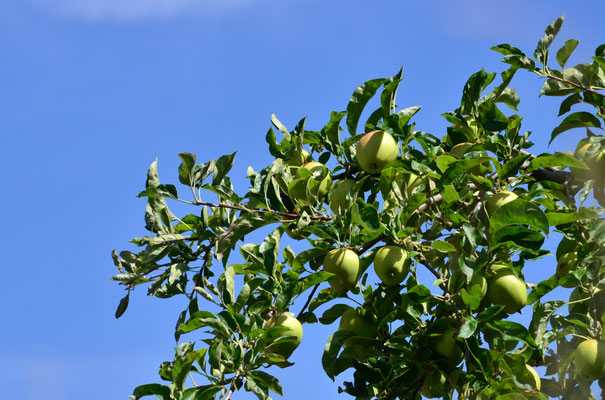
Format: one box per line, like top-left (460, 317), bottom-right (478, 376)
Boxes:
top-left (192, 200), bottom-right (331, 222)
top-left (297, 284), bottom-right (320, 319)
top-left (543, 73), bottom-right (605, 99)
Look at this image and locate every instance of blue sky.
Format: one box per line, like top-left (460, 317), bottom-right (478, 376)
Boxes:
top-left (1, 1), bottom-right (604, 399)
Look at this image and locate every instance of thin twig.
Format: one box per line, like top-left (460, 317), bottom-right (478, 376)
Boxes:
top-left (193, 200), bottom-right (331, 222)
top-left (543, 73), bottom-right (605, 99)
top-left (297, 284), bottom-right (320, 319)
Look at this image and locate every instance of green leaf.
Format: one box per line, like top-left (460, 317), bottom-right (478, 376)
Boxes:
top-left (529, 300), bottom-right (566, 344)
top-left (558, 93), bottom-right (582, 116)
top-left (178, 152), bottom-right (197, 187)
top-left (550, 112), bottom-right (602, 143)
top-left (271, 113), bottom-right (291, 141)
top-left (212, 152), bottom-right (236, 186)
top-left (489, 199), bottom-right (549, 236)
top-left (248, 371), bottom-right (283, 396)
top-left (432, 240), bottom-right (456, 253)
top-left (461, 69), bottom-right (496, 115)
top-left (131, 384), bottom-right (171, 400)
top-left (137, 184), bottom-right (179, 200)
top-left (322, 330), bottom-right (354, 380)
top-left (380, 67), bottom-right (403, 117)
top-left (319, 304), bottom-right (352, 325)
top-left (533, 15), bottom-right (564, 66)
top-left (215, 213), bottom-right (280, 261)
top-left (546, 208), bottom-right (597, 226)
top-left (527, 152), bottom-right (589, 171)
top-left (115, 292), bottom-right (130, 319)
top-left (346, 78), bottom-right (388, 135)
top-left (556, 39), bottom-right (579, 68)
top-left (459, 315), bottom-right (478, 339)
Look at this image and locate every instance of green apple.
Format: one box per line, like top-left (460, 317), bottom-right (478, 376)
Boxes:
top-left (575, 339), bottom-right (605, 380)
top-left (356, 130), bottom-right (399, 174)
top-left (373, 245), bottom-right (410, 286)
top-left (556, 252), bottom-right (579, 288)
top-left (420, 368), bottom-right (447, 398)
top-left (263, 312), bottom-right (303, 359)
top-left (323, 248), bottom-right (360, 292)
top-left (329, 179), bottom-right (356, 213)
top-left (487, 264), bottom-right (527, 313)
top-left (285, 149), bottom-right (311, 167)
top-left (485, 190), bottom-right (518, 216)
top-left (429, 325), bottom-right (464, 366)
top-left (289, 161), bottom-right (332, 203)
top-left (338, 308), bottom-right (377, 347)
top-left (518, 364), bottom-right (541, 390)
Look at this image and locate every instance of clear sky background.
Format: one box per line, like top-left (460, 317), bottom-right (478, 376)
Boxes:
top-left (1, 1), bottom-right (604, 399)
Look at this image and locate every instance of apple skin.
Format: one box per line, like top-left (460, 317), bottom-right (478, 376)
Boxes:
top-left (429, 325), bottom-right (464, 366)
top-left (373, 246), bottom-right (410, 286)
top-left (575, 339), bottom-right (605, 380)
top-left (338, 308), bottom-right (377, 347)
top-left (329, 179), bottom-right (356, 213)
top-left (487, 264), bottom-right (527, 313)
top-left (263, 312), bottom-right (303, 359)
top-left (285, 149), bottom-right (311, 167)
top-left (556, 252), bottom-right (579, 288)
top-left (485, 190), bottom-right (518, 216)
top-left (323, 248), bottom-right (360, 292)
top-left (571, 141), bottom-right (605, 182)
top-left (356, 130), bottom-right (399, 174)
top-left (420, 368), bottom-right (447, 398)
top-left (290, 161), bottom-right (332, 202)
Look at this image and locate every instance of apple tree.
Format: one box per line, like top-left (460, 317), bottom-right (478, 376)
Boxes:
top-left (111, 16), bottom-right (605, 400)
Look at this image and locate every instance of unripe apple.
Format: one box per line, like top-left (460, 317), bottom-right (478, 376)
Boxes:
top-left (289, 161), bottom-right (332, 203)
top-left (556, 252), bottom-right (579, 288)
top-left (329, 179), bottom-right (356, 213)
top-left (429, 324), bottom-right (464, 366)
top-left (338, 308), bottom-right (377, 347)
top-left (575, 339), bottom-right (605, 380)
top-left (487, 264), bottom-right (527, 313)
top-left (518, 364), bottom-right (541, 390)
top-left (485, 190), bottom-right (518, 216)
top-left (373, 245), bottom-right (410, 286)
top-left (323, 248), bottom-right (360, 292)
top-left (356, 130), bottom-right (399, 174)
top-left (420, 368), bottom-right (447, 398)
top-left (285, 149), bottom-right (311, 167)
top-left (263, 312), bottom-right (303, 359)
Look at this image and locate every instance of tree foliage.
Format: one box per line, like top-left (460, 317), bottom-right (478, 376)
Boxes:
top-left (112, 16), bottom-right (605, 400)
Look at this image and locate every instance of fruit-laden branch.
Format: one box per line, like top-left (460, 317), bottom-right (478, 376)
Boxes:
top-left (192, 200), bottom-right (332, 222)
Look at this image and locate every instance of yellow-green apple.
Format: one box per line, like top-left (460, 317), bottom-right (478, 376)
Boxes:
top-left (575, 339), bottom-right (605, 380)
top-left (429, 324), bottom-right (464, 366)
top-left (485, 190), bottom-right (518, 216)
top-left (329, 179), bottom-right (356, 213)
top-left (323, 248), bottom-right (360, 292)
top-left (356, 130), bottom-right (399, 174)
top-left (285, 149), bottom-right (311, 167)
top-left (289, 161), bottom-right (332, 203)
top-left (263, 312), bottom-right (303, 359)
top-left (373, 245), bottom-right (410, 286)
top-left (487, 264), bottom-right (527, 313)
top-left (338, 308), bottom-right (377, 347)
